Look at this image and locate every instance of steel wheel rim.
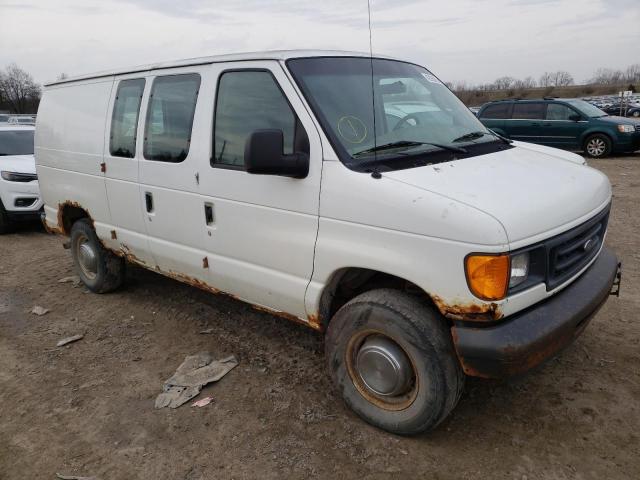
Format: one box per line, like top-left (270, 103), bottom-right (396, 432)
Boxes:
top-left (587, 138), bottom-right (606, 156)
top-left (346, 329), bottom-right (418, 411)
top-left (75, 233), bottom-right (98, 280)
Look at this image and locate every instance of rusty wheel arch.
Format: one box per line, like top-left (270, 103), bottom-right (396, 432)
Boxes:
top-left (317, 268), bottom-right (439, 330)
top-left (53, 201), bottom-right (93, 236)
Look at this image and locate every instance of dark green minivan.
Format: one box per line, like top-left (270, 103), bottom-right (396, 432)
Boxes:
top-left (478, 98), bottom-right (640, 158)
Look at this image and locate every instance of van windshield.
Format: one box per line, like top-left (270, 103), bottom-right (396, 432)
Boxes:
top-left (287, 57), bottom-right (508, 171)
top-left (0, 130), bottom-right (34, 156)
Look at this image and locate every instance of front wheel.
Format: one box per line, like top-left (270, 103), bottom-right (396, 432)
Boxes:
top-left (70, 219), bottom-right (125, 293)
top-left (583, 134), bottom-right (612, 158)
top-left (325, 289), bottom-right (464, 435)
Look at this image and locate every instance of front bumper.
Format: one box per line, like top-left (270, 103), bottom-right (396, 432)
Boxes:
top-left (452, 247), bottom-right (619, 378)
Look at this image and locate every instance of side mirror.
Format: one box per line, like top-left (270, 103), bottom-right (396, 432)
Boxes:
top-left (244, 129), bottom-right (309, 179)
top-left (568, 114), bottom-right (582, 122)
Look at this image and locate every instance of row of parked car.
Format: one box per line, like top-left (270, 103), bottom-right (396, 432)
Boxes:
top-left (474, 97), bottom-right (640, 157)
top-left (0, 114), bottom-right (37, 125)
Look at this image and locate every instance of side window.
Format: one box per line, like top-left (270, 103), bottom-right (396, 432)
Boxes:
top-left (213, 70), bottom-right (306, 168)
top-left (480, 103), bottom-right (510, 119)
top-left (110, 78), bottom-right (145, 158)
top-left (143, 74), bottom-right (200, 163)
top-left (546, 103), bottom-right (574, 120)
top-left (512, 103), bottom-right (546, 120)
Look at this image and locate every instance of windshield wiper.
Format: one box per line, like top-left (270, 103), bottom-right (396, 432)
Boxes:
top-left (452, 131), bottom-right (488, 142)
top-left (452, 130), bottom-right (512, 144)
top-left (353, 140), bottom-right (466, 157)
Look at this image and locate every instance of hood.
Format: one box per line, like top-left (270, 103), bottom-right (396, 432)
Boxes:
top-left (382, 144), bottom-right (611, 246)
top-left (0, 154), bottom-right (36, 175)
top-left (598, 115), bottom-right (638, 126)
top-left (511, 140), bottom-right (586, 165)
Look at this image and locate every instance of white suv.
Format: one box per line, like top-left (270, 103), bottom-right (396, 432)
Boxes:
top-left (0, 125), bottom-right (43, 232)
top-left (35, 51), bottom-right (621, 434)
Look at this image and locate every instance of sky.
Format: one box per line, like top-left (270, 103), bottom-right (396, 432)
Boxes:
top-left (0, 0), bottom-right (638, 86)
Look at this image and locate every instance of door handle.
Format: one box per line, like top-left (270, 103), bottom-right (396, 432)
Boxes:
top-left (145, 192), bottom-right (154, 213)
top-left (204, 203), bottom-right (214, 225)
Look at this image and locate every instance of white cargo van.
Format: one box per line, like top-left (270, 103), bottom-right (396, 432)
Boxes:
top-left (36, 51), bottom-right (621, 434)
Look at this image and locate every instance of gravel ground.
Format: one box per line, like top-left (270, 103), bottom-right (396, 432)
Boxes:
top-left (1, 154), bottom-right (638, 479)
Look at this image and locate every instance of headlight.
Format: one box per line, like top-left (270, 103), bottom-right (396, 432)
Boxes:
top-left (465, 251), bottom-right (530, 300)
top-left (509, 251), bottom-right (530, 288)
top-left (617, 124), bottom-right (634, 133)
top-left (0, 171), bottom-right (37, 182)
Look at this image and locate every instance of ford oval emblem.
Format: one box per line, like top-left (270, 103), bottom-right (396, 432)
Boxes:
top-left (583, 239), bottom-right (594, 251)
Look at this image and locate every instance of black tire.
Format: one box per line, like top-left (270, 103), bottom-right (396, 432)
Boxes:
top-left (70, 218), bottom-right (124, 293)
top-left (630, 110), bottom-right (640, 118)
top-left (0, 200), bottom-right (12, 234)
top-left (583, 134), bottom-right (612, 158)
top-left (325, 288), bottom-right (464, 435)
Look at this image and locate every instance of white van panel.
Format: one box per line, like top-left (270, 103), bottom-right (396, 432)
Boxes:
top-left (36, 79), bottom-right (114, 231)
top-left (36, 79), bottom-right (114, 177)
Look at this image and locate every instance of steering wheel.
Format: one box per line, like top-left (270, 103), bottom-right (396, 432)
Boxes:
top-left (393, 113), bottom-right (422, 131)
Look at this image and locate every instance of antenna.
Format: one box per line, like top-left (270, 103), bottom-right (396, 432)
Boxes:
top-left (367, 0), bottom-right (378, 165)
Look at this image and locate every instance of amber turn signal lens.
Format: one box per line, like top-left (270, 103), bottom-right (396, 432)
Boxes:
top-left (465, 254), bottom-right (510, 301)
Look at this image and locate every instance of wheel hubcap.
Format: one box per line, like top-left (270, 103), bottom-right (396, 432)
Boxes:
top-left (587, 138), bottom-right (605, 156)
top-left (356, 336), bottom-right (412, 396)
top-left (346, 330), bottom-right (418, 411)
top-left (76, 235), bottom-right (98, 279)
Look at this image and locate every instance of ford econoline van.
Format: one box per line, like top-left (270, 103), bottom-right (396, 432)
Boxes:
top-left (35, 51), bottom-right (621, 434)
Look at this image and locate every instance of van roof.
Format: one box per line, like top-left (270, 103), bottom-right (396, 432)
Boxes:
top-left (45, 50), bottom-right (396, 87)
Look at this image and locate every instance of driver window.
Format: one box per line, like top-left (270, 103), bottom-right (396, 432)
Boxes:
top-left (213, 70), bottom-right (307, 168)
top-left (546, 104), bottom-right (574, 121)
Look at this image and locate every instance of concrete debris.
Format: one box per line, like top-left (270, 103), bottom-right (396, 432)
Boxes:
top-left (58, 276), bottom-right (81, 286)
top-left (31, 306), bottom-right (50, 316)
top-left (55, 474), bottom-right (97, 480)
top-left (56, 334), bottom-right (84, 347)
top-left (199, 328), bottom-right (214, 334)
top-left (192, 396), bottom-right (214, 407)
top-left (155, 352), bottom-right (237, 409)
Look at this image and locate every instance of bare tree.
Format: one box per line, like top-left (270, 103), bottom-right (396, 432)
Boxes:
top-left (539, 71), bottom-right (573, 87)
top-left (589, 68), bottom-right (624, 85)
top-left (625, 64), bottom-right (640, 83)
top-left (514, 76), bottom-right (537, 89)
top-left (493, 76), bottom-right (516, 90)
top-left (0, 63), bottom-right (41, 113)
top-left (539, 72), bottom-right (553, 87)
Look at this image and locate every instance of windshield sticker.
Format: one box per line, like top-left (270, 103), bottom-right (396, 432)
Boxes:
top-left (421, 73), bottom-right (441, 84)
top-left (337, 115), bottom-right (368, 144)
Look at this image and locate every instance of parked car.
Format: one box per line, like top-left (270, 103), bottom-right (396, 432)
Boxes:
top-left (36, 51), bottom-right (621, 434)
top-left (8, 115), bottom-right (36, 126)
top-left (478, 98), bottom-right (640, 157)
top-left (0, 125), bottom-right (43, 232)
top-left (0, 114), bottom-right (10, 124)
top-left (600, 102), bottom-right (640, 118)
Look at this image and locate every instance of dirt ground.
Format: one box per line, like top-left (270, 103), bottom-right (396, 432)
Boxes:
top-left (1, 155), bottom-right (639, 480)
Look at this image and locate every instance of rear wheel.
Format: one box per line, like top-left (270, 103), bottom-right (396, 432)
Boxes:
top-left (70, 219), bottom-right (124, 293)
top-left (325, 289), bottom-right (464, 435)
top-left (0, 200), bottom-right (13, 234)
top-left (583, 134), bottom-right (612, 158)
